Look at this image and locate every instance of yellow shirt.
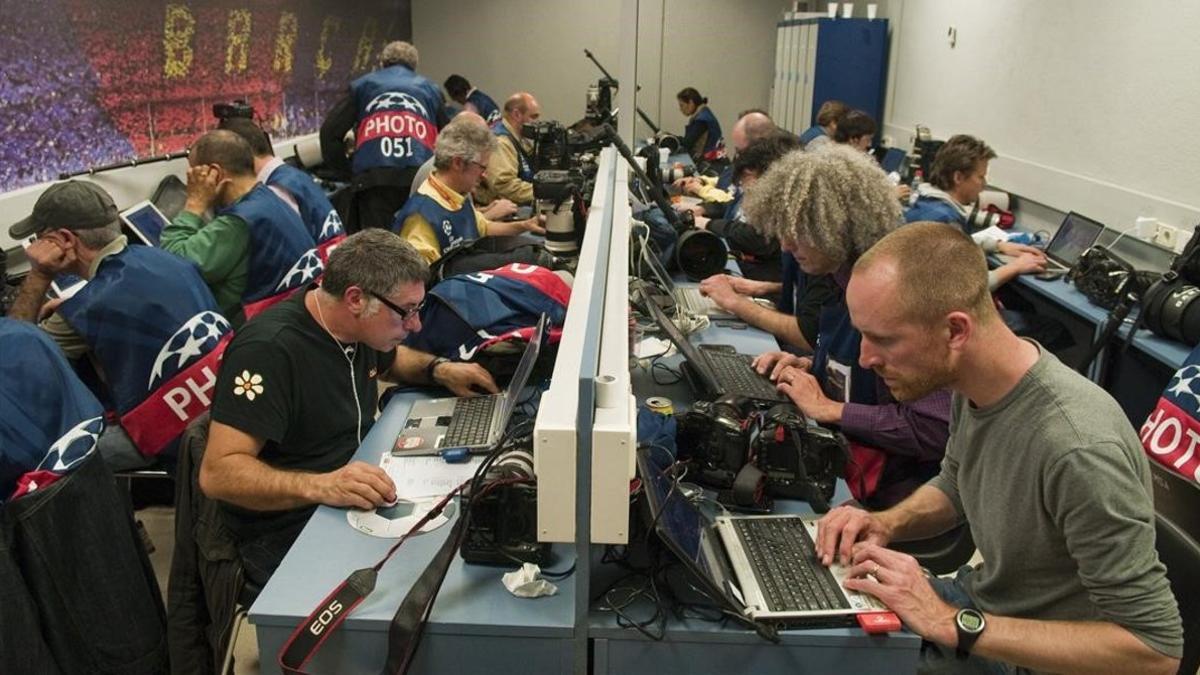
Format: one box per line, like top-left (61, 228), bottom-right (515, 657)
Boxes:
top-left (475, 120), bottom-right (534, 205)
top-left (397, 172), bottom-right (491, 264)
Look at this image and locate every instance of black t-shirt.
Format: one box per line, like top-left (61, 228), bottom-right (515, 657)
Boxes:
top-left (211, 288), bottom-right (396, 537)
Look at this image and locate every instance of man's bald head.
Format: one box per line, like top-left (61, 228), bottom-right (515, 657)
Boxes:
top-left (731, 111), bottom-right (776, 153)
top-left (454, 110), bottom-right (488, 129)
top-left (502, 92), bottom-right (541, 135)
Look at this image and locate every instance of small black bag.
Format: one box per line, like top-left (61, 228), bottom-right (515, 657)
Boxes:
top-left (1139, 224), bottom-right (1200, 346)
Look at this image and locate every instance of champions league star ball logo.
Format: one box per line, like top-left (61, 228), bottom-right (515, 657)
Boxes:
top-left (148, 311), bottom-right (232, 389)
top-left (1165, 364), bottom-right (1200, 410)
top-left (442, 220), bottom-right (453, 237)
top-left (365, 92), bottom-right (429, 118)
top-left (277, 248), bottom-right (324, 292)
top-left (39, 416), bottom-right (104, 473)
top-left (320, 211), bottom-right (344, 240)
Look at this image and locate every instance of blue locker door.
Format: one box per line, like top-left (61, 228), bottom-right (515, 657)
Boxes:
top-left (811, 18), bottom-right (889, 133)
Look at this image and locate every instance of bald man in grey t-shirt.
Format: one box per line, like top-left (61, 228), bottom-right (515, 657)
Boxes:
top-left (798, 223), bottom-right (1181, 675)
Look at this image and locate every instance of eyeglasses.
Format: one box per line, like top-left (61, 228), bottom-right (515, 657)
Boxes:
top-left (467, 159), bottom-right (488, 172)
top-left (367, 290), bottom-right (424, 322)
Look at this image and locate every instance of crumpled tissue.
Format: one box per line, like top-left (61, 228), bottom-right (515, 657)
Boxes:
top-left (502, 562), bottom-right (559, 598)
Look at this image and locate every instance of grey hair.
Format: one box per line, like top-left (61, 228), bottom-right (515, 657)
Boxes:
top-left (380, 41), bottom-right (418, 69)
top-left (75, 220), bottom-right (123, 249)
top-left (433, 116), bottom-right (497, 170)
top-left (321, 230), bottom-right (428, 307)
top-left (741, 144), bottom-right (903, 267)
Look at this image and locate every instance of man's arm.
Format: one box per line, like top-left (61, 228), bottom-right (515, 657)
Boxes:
top-left (486, 137), bottom-right (533, 204)
top-left (841, 544), bottom-right (1178, 675)
top-left (199, 420), bottom-right (395, 511)
top-left (698, 276), bottom-right (809, 349)
top-left (815, 484), bottom-right (960, 566)
top-left (7, 269), bottom-right (52, 322)
top-left (389, 345), bottom-right (500, 397)
top-left (319, 91), bottom-right (356, 176)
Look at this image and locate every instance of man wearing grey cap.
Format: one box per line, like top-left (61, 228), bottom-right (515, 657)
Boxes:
top-left (8, 181), bottom-right (229, 470)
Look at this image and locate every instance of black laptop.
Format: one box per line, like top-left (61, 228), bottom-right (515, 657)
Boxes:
top-left (638, 286), bottom-right (784, 402)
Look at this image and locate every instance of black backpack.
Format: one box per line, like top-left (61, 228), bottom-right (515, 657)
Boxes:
top-left (428, 236), bottom-right (563, 285)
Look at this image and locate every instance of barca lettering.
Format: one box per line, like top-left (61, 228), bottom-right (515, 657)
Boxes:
top-left (273, 12), bottom-right (298, 73)
top-left (225, 9), bottom-right (252, 74)
top-left (163, 4), bottom-right (195, 79)
top-left (353, 19), bottom-right (379, 72)
top-left (315, 15), bottom-right (340, 79)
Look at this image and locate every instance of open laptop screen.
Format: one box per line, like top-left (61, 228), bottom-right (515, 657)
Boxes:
top-left (496, 314), bottom-right (546, 423)
top-left (1047, 211), bottom-right (1105, 267)
top-left (121, 201), bottom-right (170, 246)
top-left (638, 448), bottom-right (711, 575)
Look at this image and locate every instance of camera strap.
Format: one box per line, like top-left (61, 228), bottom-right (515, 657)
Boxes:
top-left (277, 484), bottom-right (466, 675)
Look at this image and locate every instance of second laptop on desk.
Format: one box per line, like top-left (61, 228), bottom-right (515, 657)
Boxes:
top-left (392, 314), bottom-right (546, 456)
top-left (639, 287), bottom-right (784, 403)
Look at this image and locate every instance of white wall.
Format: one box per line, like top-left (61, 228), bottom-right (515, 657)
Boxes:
top-left (413, 0), bottom-right (792, 144)
top-left (882, 0), bottom-right (1200, 233)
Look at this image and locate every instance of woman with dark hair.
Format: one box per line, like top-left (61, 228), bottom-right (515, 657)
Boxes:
top-left (676, 87), bottom-right (723, 160)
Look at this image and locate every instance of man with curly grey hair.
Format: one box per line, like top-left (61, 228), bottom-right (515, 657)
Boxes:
top-left (743, 145), bottom-right (951, 509)
top-left (320, 40), bottom-right (449, 233)
top-left (391, 114), bottom-right (544, 263)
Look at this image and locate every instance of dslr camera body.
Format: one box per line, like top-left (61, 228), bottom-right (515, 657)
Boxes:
top-left (676, 395), bottom-right (847, 512)
top-left (461, 449), bottom-right (550, 565)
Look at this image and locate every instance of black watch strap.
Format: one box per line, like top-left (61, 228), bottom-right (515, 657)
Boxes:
top-left (425, 356), bottom-right (449, 384)
top-left (954, 607), bottom-right (986, 660)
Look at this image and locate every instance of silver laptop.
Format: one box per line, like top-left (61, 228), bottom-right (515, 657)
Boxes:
top-left (638, 448), bottom-right (883, 627)
top-left (391, 315), bottom-right (546, 456)
top-left (997, 211), bottom-right (1104, 280)
top-left (637, 232), bottom-right (733, 318)
top-left (120, 200), bottom-right (170, 246)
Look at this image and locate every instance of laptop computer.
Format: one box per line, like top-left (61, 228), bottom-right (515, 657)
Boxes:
top-left (638, 286), bottom-right (784, 403)
top-left (392, 314), bottom-right (546, 456)
top-left (637, 230), bottom-right (733, 318)
top-left (637, 447), bottom-right (884, 628)
top-left (879, 147), bottom-right (907, 175)
top-left (120, 200), bottom-right (171, 246)
top-left (997, 211), bottom-right (1104, 280)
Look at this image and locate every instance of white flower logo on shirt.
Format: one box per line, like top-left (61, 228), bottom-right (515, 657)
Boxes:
top-left (233, 371), bottom-right (264, 400)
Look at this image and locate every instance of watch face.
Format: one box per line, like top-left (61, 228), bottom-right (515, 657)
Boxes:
top-left (958, 610), bottom-right (984, 632)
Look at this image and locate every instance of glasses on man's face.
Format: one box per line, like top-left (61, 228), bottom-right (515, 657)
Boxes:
top-left (467, 159), bottom-right (488, 172)
top-left (367, 290), bottom-right (424, 322)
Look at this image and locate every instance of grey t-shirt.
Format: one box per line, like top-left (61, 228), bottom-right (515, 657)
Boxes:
top-left (928, 346), bottom-right (1183, 658)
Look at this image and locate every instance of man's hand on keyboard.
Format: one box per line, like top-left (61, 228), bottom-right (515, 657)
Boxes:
top-left (433, 361), bottom-right (500, 397)
top-left (776, 366), bottom-right (843, 423)
top-left (815, 505), bottom-right (892, 567)
top-left (698, 274), bottom-right (743, 311)
top-left (752, 351), bottom-right (812, 381)
top-left (312, 461), bottom-right (397, 510)
top-left (843, 543), bottom-right (957, 646)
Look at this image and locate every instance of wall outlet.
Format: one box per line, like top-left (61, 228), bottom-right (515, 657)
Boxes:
top-left (1154, 222), bottom-right (1181, 250)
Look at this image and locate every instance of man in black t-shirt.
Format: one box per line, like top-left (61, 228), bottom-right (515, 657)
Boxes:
top-left (200, 230), bottom-right (498, 585)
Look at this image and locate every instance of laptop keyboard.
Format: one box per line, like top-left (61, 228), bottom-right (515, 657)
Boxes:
top-left (733, 518), bottom-right (850, 612)
top-left (677, 287), bottom-right (725, 316)
top-left (705, 350), bottom-right (784, 401)
top-left (442, 395), bottom-right (499, 447)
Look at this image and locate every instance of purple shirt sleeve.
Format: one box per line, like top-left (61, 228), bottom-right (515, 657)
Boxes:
top-left (838, 387), bottom-right (952, 463)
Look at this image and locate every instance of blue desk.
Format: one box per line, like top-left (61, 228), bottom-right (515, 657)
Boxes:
top-left (592, 311), bottom-right (922, 673)
top-left (248, 391), bottom-right (576, 675)
top-left (999, 271), bottom-right (1188, 424)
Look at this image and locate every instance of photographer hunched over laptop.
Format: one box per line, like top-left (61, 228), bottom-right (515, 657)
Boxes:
top-left (741, 146), bottom-right (952, 510)
top-left (816, 223), bottom-right (1182, 674)
top-left (200, 231), bottom-right (497, 586)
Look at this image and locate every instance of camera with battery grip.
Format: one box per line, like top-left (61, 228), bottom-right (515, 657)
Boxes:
top-left (460, 448), bottom-right (550, 565)
top-left (676, 395), bottom-right (848, 512)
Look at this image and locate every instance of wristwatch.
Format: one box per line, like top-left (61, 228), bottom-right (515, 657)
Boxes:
top-left (955, 607), bottom-right (986, 660)
top-left (425, 356), bottom-right (450, 384)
